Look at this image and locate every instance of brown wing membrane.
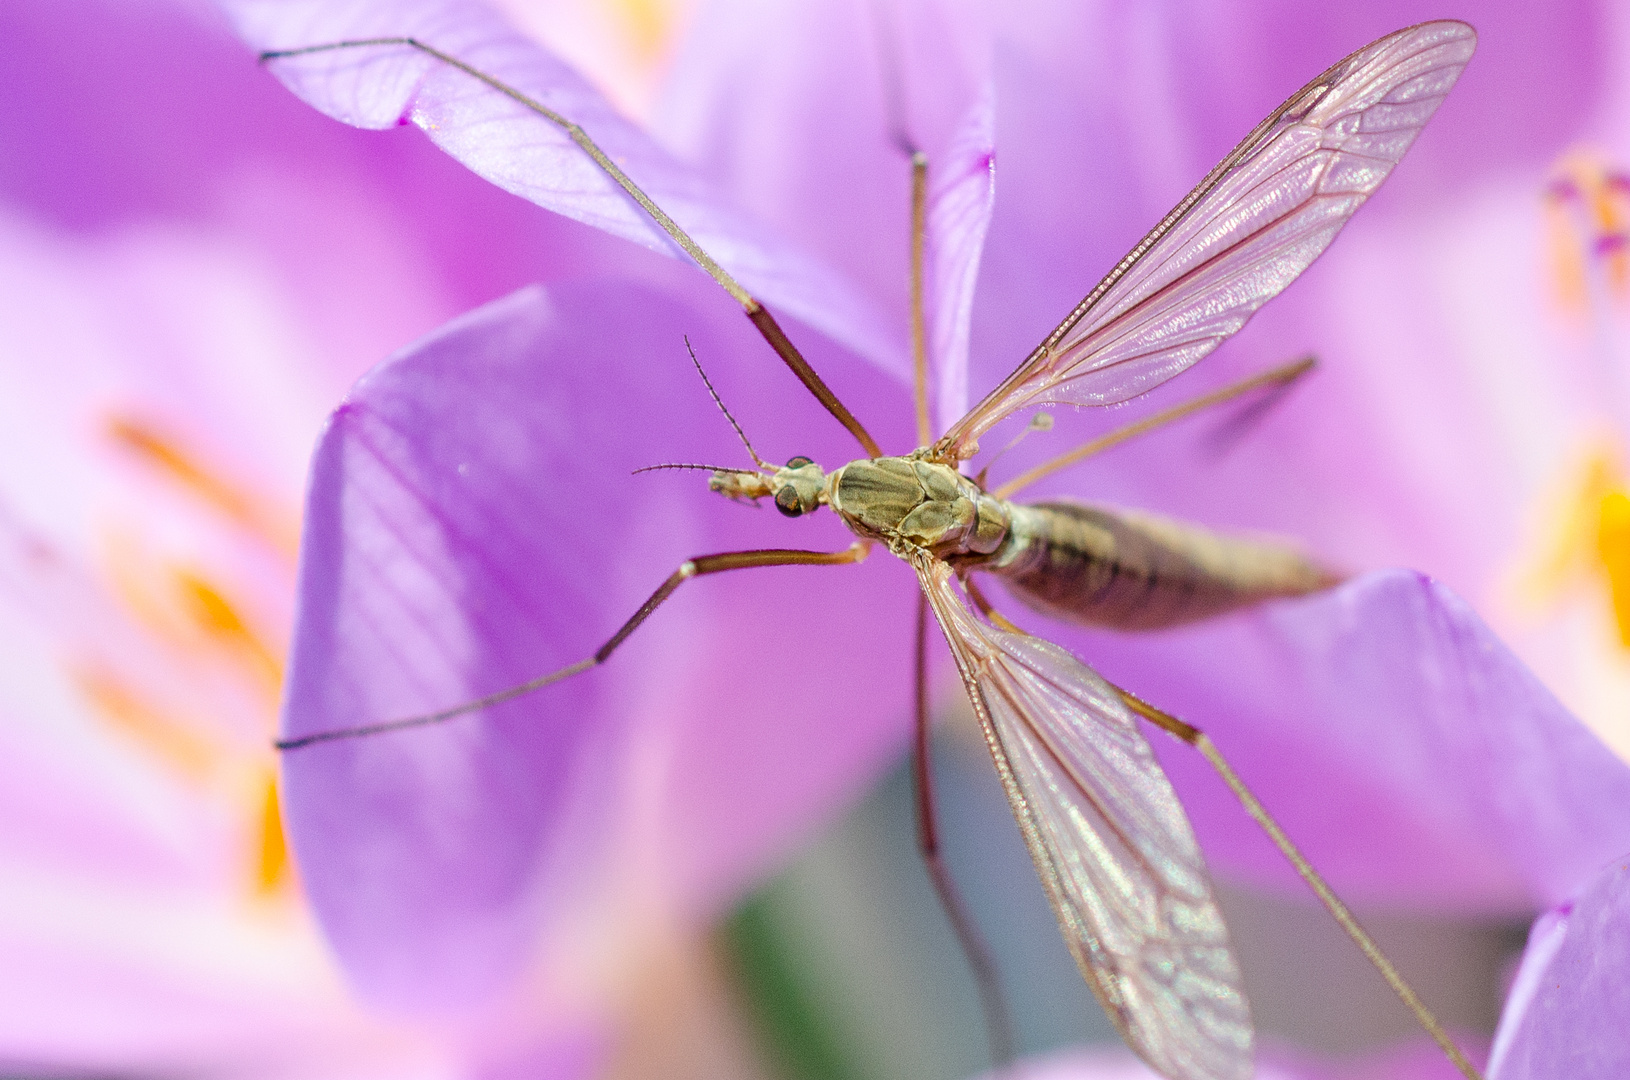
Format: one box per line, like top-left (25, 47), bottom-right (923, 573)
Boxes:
top-left (915, 556), bottom-right (1251, 1080)
top-left (938, 20), bottom-right (1475, 454)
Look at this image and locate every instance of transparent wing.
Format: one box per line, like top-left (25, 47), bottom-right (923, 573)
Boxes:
top-left (915, 557), bottom-right (1251, 1080)
top-left (940, 21), bottom-right (1475, 453)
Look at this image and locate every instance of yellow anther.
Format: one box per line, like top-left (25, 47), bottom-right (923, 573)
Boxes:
top-left (1519, 447), bottom-right (1617, 602)
top-left (1511, 442), bottom-right (1630, 654)
top-left (172, 567), bottom-right (283, 690)
top-left (614, 0), bottom-right (671, 62)
top-left (175, 567), bottom-right (251, 637)
top-left (255, 771), bottom-right (291, 896)
top-left (75, 666), bottom-right (216, 781)
top-left (1598, 490), bottom-right (1630, 647)
top-left (107, 414), bottom-right (298, 556)
top-left (105, 536), bottom-right (284, 695)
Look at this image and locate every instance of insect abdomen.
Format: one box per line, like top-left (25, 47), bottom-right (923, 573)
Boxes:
top-left (986, 501), bottom-right (1336, 630)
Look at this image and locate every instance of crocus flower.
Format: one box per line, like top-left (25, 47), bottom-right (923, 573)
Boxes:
top-left (225, 0), bottom-right (921, 1019)
top-left (977, 1039), bottom-right (1487, 1080)
top-left (0, 0), bottom-right (682, 1073)
top-left (226, 2), bottom-right (1630, 1068)
top-left (650, 0), bottom-right (1630, 908)
top-left (988, 854), bottom-right (1630, 1077)
top-left (1486, 853), bottom-right (1630, 1079)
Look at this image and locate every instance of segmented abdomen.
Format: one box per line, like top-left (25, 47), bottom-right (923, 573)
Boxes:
top-left (986, 501), bottom-right (1336, 631)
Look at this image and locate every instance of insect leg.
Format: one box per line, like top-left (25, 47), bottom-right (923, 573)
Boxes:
top-left (866, 0), bottom-right (930, 449)
top-left (276, 543), bottom-right (870, 751)
top-left (959, 573), bottom-right (1024, 635)
top-left (991, 356), bottom-right (1316, 499)
top-left (260, 38), bottom-right (883, 460)
top-left (1111, 684), bottom-right (1487, 1080)
top-left (912, 591), bottom-right (1015, 1069)
top-left (910, 152), bottom-right (932, 448)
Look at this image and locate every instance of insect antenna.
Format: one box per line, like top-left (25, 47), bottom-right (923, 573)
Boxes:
top-left (631, 463), bottom-right (759, 476)
top-left (684, 336), bottom-right (770, 470)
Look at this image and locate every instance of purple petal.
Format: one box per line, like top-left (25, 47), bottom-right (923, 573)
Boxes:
top-left (964, 2), bottom-right (1607, 589)
top-left (656, 0), bottom-right (990, 371)
top-left (927, 84), bottom-right (997, 436)
top-left (0, 2), bottom-right (648, 1067)
top-left (284, 281), bottom-right (917, 1009)
top-left (978, 1041), bottom-right (1485, 1080)
top-left (1488, 855), bottom-right (1630, 1080)
top-left (3, 0), bottom-right (712, 407)
top-left (1030, 570), bottom-right (1630, 909)
top-left (220, 0), bottom-right (902, 376)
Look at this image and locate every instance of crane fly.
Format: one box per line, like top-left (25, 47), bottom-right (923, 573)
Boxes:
top-left (263, 19), bottom-right (1481, 1080)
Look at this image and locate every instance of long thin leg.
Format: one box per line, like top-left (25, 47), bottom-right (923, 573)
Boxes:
top-left (260, 39), bottom-right (883, 460)
top-left (912, 591), bottom-right (1016, 1070)
top-left (277, 544), bottom-right (870, 750)
top-left (991, 355), bottom-right (1315, 499)
top-left (1111, 685), bottom-right (1487, 1080)
top-left (871, 0), bottom-right (932, 451)
top-left (910, 152), bottom-right (933, 448)
top-left (956, 575), bottom-right (1484, 1080)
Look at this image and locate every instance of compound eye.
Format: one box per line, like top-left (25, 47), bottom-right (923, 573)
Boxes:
top-left (774, 487), bottom-right (804, 517)
top-left (785, 455), bottom-right (813, 469)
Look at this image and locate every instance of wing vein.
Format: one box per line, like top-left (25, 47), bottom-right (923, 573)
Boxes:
top-left (937, 20), bottom-right (1475, 453)
top-left (914, 556), bottom-right (1252, 1080)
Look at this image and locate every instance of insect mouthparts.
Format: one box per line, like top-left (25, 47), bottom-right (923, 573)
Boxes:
top-left (707, 468), bottom-right (775, 503)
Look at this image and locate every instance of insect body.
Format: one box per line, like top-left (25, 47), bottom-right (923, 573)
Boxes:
top-left (686, 18), bottom-right (1484, 1078)
top-left (263, 17), bottom-right (1482, 1080)
top-left (726, 453), bottom-right (1334, 631)
top-left (711, 450), bottom-right (1336, 1079)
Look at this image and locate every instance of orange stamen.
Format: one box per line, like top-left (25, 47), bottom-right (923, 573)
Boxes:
top-left (107, 415), bottom-right (299, 556)
top-left (1598, 489), bottom-right (1630, 647)
top-left (255, 771), bottom-right (291, 895)
top-left (75, 666), bottom-right (217, 780)
top-left (172, 567), bottom-right (284, 691)
top-left (614, 0), bottom-right (671, 62)
top-left (104, 535), bottom-right (285, 697)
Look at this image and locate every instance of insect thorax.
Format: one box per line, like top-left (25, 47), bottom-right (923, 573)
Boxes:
top-left (828, 457), bottom-right (1010, 558)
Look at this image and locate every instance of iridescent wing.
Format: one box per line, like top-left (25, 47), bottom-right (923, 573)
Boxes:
top-left (938, 20), bottom-right (1475, 454)
top-left (915, 556), bottom-right (1251, 1080)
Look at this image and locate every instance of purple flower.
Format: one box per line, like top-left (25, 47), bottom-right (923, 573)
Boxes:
top-left (0, 0), bottom-right (651, 1072)
top-left (1004, 857), bottom-right (1630, 1078)
top-left (219, 0), bottom-right (1630, 1065)
top-left (980, 1039), bottom-right (1488, 1079)
top-left (1487, 853), bottom-right (1630, 1079)
top-left (657, 0), bottom-right (1630, 760)
top-left (670, 0), bottom-right (1630, 910)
